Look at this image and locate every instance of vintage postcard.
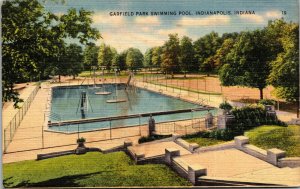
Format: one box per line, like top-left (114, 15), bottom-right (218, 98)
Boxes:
top-left (2, 0), bottom-right (300, 187)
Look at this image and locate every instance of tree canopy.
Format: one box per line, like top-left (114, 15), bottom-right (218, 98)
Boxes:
top-left (180, 36), bottom-right (196, 77)
top-left (267, 20), bottom-right (299, 103)
top-left (161, 34), bottom-right (180, 76)
top-left (2, 0), bottom-right (100, 107)
top-left (194, 31), bottom-right (222, 75)
top-left (126, 48), bottom-right (144, 71)
top-left (83, 45), bottom-right (99, 70)
top-left (219, 30), bottom-right (273, 99)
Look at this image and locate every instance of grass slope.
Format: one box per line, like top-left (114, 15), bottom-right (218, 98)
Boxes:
top-left (183, 136), bottom-right (226, 147)
top-left (4, 152), bottom-right (191, 187)
top-left (245, 125), bottom-right (300, 157)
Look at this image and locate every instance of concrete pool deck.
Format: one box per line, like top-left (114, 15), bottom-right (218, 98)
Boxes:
top-left (173, 148), bottom-right (300, 186)
top-left (128, 141), bottom-right (191, 159)
top-left (2, 77), bottom-right (298, 164)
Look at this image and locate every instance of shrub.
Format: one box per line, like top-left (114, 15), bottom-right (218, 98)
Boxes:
top-left (219, 101), bottom-right (233, 111)
top-left (184, 131), bottom-right (211, 139)
top-left (204, 105), bottom-right (286, 141)
top-left (258, 99), bottom-right (276, 106)
top-left (138, 135), bottom-right (171, 144)
top-left (77, 137), bottom-right (86, 143)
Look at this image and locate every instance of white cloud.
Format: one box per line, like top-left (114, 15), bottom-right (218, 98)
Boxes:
top-left (265, 11), bottom-right (282, 19)
top-left (177, 15), bottom-right (231, 26)
top-left (239, 10), bottom-right (282, 24)
top-left (135, 17), bottom-right (161, 25)
top-left (141, 27), bottom-right (151, 32)
top-left (92, 12), bottom-right (125, 26)
top-left (239, 14), bottom-right (264, 24)
top-left (97, 31), bottom-right (164, 53)
top-left (157, 28), bottom-right (188, 37)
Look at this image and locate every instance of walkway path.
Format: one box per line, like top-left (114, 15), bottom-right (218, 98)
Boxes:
top-left (135, 81), bottom-right (223, 108)
top-left (2, 84), bottom-right (37, 132)
top-left (3, 82), bottom-right (149, 163)
top-left (136, 81), bottom-right (297, 122)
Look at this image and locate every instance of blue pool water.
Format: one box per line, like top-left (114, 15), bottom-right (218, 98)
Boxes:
top-left (49, 84), bottom-right (214, 132)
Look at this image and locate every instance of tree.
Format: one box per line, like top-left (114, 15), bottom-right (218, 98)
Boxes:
top-left (161, 34), bottom-right (180, 77)
top-left (83, 45), bottom-right (99, 70)
top-left (46, 43), bottom-right (83, 81)
top-left (267, 20), bottom-right (299, 117)
top-left (65, 44), bottom-right (84, 79)
top-left (194, 31), bottom-right (222, 75)
top-left (118, 51), bottom-right (128, 71)
top-left (219, 30), bottom-right (272, 99)
top-left (126, 48), bottom-right (144, 71)
top-left (98, 43), bottom-right (116, 71)
top-left (111, 48), bottom-right (120, 69)
top-left (180, 36), bottom-right (196, 77)
top-left (2, 0), bottom-right (100, 107)
top-left (211, 38), bottom-right (235, 69)
top-left (151, 46), bottom-right (162, 68)
top-left (144, 48), bottom-right (153, 69)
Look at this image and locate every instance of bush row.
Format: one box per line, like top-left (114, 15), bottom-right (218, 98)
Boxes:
top-left (184, 106), bottom-right (286, 141)
top-left (138, 134), bottom-right (172, 144)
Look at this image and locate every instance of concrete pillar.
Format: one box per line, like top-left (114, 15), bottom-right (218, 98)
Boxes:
top-left (205, 112), bottom-right (213, 128)
top-left (234, 136), bottom-right (249, 148)
top-left (134, 152), bottom-right (145, 163)
top-left (172, 134), bottom-right (181, 141)
top-left (148, 115), bottom-right (156, 135)
top-left (165, 148), bottom-right (180, 165)
top-left (267, 148), bottom-right (286, 166)
top-left (217, 115), bottom-right (226, 129)
top-left (188, 164), bottom-right (207, 185)
top-left (124, 140), bottom-right (133, 148)
top-left (189, 143), bottom-right (199, 151)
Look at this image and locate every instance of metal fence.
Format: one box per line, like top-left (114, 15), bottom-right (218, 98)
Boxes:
top-left (155, 116), bottom-right (218, 136)
top-left (3, 84), bottom-right (40, 153)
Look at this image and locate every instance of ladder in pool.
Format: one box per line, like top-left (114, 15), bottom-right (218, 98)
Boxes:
top-left (126, 72), bottom-right (136, 92)
top-left (49, 112), bottom-right (62, 126)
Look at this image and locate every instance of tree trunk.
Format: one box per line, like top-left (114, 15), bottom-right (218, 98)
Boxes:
top-left (73, 75), bottom-right (76, 80)
top-left (259, 88), bottom-right (263, 99)
top-left (58, 75), bottom-right (61, 82)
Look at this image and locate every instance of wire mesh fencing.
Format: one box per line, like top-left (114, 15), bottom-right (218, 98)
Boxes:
top-left (3, 84), bottom-right (40, 153)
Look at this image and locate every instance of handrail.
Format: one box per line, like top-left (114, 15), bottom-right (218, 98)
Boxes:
top-left (3, 83), bottom-right (40, 153)
top-left (48, 107), bottom-right (214, 126)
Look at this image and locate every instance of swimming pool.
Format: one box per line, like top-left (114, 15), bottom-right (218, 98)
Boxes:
top-left (48, 84), bottom-right (215, 133)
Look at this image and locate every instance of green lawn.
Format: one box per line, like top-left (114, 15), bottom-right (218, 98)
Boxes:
top-left (245, 125), bottom-right (300, 157)
top-left (183, 136), bottom-right (226, 147)
top-left (4, 152), bottom-right (191, 187)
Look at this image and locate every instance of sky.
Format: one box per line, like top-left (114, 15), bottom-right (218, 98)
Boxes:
top-left (43, 0), bottom-right (299, 53)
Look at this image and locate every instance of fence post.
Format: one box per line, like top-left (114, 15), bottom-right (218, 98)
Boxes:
top-left (197, 78), bottom-right (199, 99)
top-left (110, 119), bottom-right (112, 139)
top-left (14, 116), bottom-right (17, 130)
top-left (173, 122), bottom-right (175, 133)
top-left (42, 122), bottom-right (44, 149)
top-left (4, 129), bottom-right (7, 153)
top-left (165, 73), bottom-right (167, 91)
top-left (139, 115), bottom-right (141, 136)
top-left (77, 124), bottom-right (80, 140)
top-left (18, 111), bottom-right (20, 126)
top-left (10, 123), bottom-right (12, 142)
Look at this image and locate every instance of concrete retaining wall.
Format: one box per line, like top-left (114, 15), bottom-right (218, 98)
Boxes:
top-left (278, 157), bottom-right (300, 168)
top-left (234, 136), bottom-right (298, 167)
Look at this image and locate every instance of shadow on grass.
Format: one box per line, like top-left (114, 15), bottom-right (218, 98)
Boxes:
top-left (5, 171), bottom-right (109, 187)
